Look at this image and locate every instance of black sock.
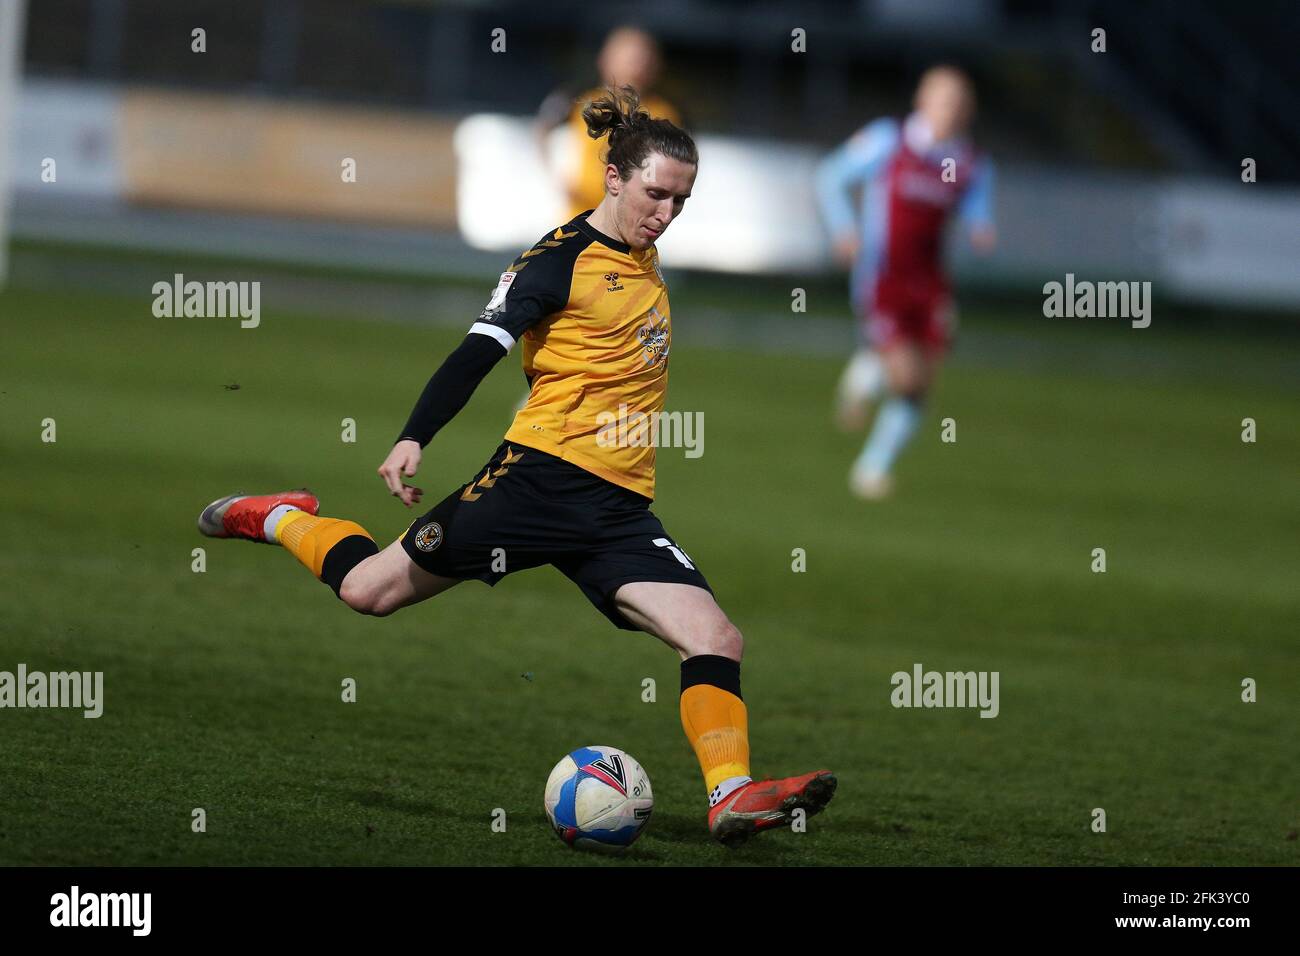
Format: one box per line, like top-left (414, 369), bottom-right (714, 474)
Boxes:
top-left (320, 535), bottom-right (380, 597)
top-left (680, 654), bottom-right (742, 700)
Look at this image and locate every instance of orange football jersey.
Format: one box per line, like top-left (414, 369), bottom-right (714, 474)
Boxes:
top-left (468, 212), bottom-right (671, 499)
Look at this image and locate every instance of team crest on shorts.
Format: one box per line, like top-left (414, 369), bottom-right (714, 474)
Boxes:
top-left (413, 521), bottom-right (444, 552)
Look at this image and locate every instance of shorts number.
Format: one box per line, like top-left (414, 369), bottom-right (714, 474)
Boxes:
top-left (652, 537), bottom-right (695, 570)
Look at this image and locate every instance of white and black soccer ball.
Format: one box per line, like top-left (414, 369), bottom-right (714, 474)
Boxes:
top-left (544, 745), bottom-right (653, 851)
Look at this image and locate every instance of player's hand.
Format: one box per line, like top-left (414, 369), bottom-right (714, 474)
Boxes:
top-left (378, 440), bottom-right (425, 508)
top-left (970, 225), bottom-right (997, 254)
top-left (832, 233), bottom-right (860, 267)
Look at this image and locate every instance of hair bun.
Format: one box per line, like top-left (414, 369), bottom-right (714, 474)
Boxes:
top-left (578, 84), bottom-right (699, 186)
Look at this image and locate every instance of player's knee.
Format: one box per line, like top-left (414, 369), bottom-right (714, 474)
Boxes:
top-left (889, 368), bottom-right (926, 400)
top-left (337, 578), bottom-right (372, 614)
top-left (674, 615), bottom-right (742, 660)
top-left (711, 619), bottom-right (745, 660)
top-left (888, 367), bottom-right (921, 398)
top-left (366, 598), bottom-right (400, 618)
top-left (339, 576), bottom-right (398, 617)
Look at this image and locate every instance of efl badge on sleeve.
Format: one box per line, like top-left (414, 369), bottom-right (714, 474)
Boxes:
top-left (483, 271), bottom-right (517, 315)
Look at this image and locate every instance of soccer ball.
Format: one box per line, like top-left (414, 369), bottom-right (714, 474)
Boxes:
top-left (544, 745), bottom-right (653, 851)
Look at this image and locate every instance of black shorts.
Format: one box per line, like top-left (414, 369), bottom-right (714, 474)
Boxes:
top-left (399, 440), bottom-right (712, 630)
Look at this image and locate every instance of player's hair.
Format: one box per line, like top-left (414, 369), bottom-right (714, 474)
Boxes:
top-left (582, 85), bottom-right (698, 181)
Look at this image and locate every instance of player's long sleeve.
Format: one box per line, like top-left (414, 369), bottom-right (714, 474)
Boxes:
top-left (396, 333), bottom-right (507, 447)
top-left (814, 118), bottom-right (899, 237)
top-left (957, 156), bottom-right (996, 231)
top-left (397, 243), bottom-right (569, 446)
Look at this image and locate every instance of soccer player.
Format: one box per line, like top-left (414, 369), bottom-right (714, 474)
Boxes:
top-left (198, 88), bottom-right (835, 847)
top-left (816, 65), bottom-right (996, 499)
top-left (535, 25), bottom-right (682, 220)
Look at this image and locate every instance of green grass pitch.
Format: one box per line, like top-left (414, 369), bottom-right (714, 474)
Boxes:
top-left (1, 279), bottom-right (1296, 866)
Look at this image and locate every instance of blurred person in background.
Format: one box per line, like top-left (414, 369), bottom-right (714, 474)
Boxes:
top-left (536, 25), bottom-right (682, 220)
top-left (816, 65), bottom-right (996, 500)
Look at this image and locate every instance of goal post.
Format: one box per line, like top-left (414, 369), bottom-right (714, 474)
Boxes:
top-left (0, 0), bottom-right (29, 288)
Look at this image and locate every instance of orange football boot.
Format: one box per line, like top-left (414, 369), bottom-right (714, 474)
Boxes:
top-left (708, 770), bottom-right (837, 847)
top-left (197, 490), bottom-right (320, 543)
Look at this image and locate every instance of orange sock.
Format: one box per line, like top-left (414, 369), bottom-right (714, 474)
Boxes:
top-left (274, 510), bottom-right (377, 594)
top-left (679, 655), bottom-right (752, 803)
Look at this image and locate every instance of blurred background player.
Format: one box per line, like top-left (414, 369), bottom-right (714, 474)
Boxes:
top-left (816, 65), bottom-right (996, 499)
top-left (535, 25), bottom-right (682, 220)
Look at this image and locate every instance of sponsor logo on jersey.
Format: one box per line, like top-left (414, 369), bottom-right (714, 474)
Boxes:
top-left (638, 306), bottom-right (670, 366)
top-left (897, 169), bottom-right (958, 207)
